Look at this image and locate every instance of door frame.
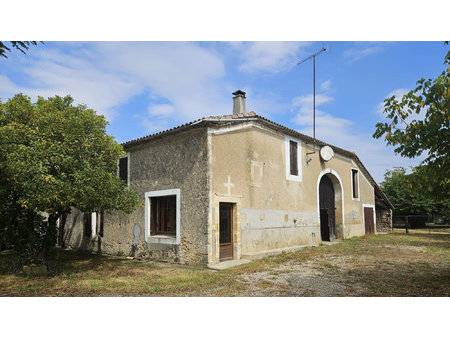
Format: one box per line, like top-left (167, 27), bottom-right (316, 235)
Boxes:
top-left (219, 202), bottom-right (234, 261)
top-left (362, 204), bottom-right (376, 235)
top-left (316, 169), bottom-right (345, 234)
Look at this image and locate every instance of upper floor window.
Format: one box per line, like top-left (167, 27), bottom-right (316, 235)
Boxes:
top-left (289, 140), bottom-right (298, 176)
top-left (118, 153), bottom-right (129, 186)
top-left (351, 168), bottom-right (359, 199)
top-left (285, 136), bottom-right (302, 182)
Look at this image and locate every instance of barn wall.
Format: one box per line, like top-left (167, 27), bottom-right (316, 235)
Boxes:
top-left (64, 127), bottom-right (209, 265)
top-left (208, 122), bottom-right (375, 265)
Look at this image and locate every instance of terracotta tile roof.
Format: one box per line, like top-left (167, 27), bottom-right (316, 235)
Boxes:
top-left (121, 111), bottom-right (258, 147)
top-left (122, 111), bottom-right (393, 209)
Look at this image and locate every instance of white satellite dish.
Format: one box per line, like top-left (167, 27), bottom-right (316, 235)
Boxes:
top-left (320, 146), bottom-right (334, 162)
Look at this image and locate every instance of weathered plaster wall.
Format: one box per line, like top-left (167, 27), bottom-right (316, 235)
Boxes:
top-left (64, 127), bottom-right (209, 265)
top-left (209, 122), bottom-right (375, 264)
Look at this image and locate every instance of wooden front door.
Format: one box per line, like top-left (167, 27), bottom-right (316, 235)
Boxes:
top-left (319, 175), bottom-right (336, 241)
top-left (219, 203), bottom-right (233, 261)
top-left (364, 207), bottom-right (375, 235)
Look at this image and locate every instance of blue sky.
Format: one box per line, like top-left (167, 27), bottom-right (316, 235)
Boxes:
top-left (0, 41), bottom-right (447, 182)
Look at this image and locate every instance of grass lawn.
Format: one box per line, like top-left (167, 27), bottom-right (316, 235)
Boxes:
top-left (0, 228), bottom-right (449, 296)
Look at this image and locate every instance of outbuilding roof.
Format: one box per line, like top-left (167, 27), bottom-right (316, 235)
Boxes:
top-left (122, 112), bottom-right (394, 209)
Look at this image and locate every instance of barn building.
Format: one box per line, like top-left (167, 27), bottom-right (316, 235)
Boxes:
top-left (63, 90), bottom-right (393, 266)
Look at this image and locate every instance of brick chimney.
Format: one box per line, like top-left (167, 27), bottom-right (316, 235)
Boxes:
top-left (232, 90), bottom-right (246, 115)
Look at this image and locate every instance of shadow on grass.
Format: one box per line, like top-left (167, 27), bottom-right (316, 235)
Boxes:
top-left (0, 249), bottom-right (134, 277)
top-left (344, 260), bottom-right (450, 297)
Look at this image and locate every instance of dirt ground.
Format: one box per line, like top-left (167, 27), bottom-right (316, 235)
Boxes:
top-left (1, 228), bottom-right (449, 296)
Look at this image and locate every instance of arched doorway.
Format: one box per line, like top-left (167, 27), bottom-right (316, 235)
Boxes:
top-left (317, 169), bottom-right (344, 242)
top-left (319, 175), bottom-right (336, 241)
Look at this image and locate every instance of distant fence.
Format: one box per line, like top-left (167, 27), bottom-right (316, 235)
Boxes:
top-left (393, 215), bottom-right (449, 233)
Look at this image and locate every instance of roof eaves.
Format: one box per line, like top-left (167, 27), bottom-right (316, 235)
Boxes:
top-left (120, 112), bottom-right (394, 209)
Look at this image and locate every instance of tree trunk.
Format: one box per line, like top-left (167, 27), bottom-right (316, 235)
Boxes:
top-left (44, 212), bottom-right (59, 273)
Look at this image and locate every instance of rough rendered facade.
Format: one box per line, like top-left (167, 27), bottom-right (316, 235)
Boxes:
top-left (63, 91), bottom-right (393, 266)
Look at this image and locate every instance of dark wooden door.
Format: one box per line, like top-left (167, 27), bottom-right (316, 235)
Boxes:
top-left (319, 175), bottom-right (336, 241)
top-left (320, 209), bottom-right (330, 242)
top-left (364, 207), bottom-right (375, 235)
top-left (219, 203), bottom-right (233, 261)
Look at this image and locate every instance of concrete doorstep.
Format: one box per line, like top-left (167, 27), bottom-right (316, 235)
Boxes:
top-left (208, 259), bottom-right (251, 271)
top-left (208, 242), bottom-right (340, 270)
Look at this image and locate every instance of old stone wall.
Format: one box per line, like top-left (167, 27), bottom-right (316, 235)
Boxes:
top-left (64, 127), bottom-right (209, 265)
top-left (376, 208), bottom-right (393, 233)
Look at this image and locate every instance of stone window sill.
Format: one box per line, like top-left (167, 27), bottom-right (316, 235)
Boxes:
top-left (151, 234), bottom-right (176, 239)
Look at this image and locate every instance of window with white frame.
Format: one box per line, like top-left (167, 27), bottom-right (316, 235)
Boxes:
top-left (83, 212), bottom-right (104, 238)
top-left (150, 195), bottom-right (176, 236)
top-left (351, 168), bottom-right (359, 199)
top-left (285, 136), bottom-right (302, 181)
top-left (145, 189), bottom-right (181, 244)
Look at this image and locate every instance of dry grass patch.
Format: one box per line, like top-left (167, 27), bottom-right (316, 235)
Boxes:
top-left (0, 228), bottom-right (448, 296)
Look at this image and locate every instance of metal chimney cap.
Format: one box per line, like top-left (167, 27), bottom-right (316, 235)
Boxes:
top-left (232, 90), bottom-right (246, 98)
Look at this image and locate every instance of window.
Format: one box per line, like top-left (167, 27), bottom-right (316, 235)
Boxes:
top-left (150, 196), bottom-right (176, 236)
top-left (289, 140), bottom-right (298, 176)
top-left (83, 213), bottom-right (92, 237)
top-left (118, 156), bottom-right (128, 185)
top-left (145, 189), bottom-right (181, 244)
top-left (285, 136), bottom-right (302, 181)
top-left (83, 212), bottom-right (104, 238)
top-left (95, 212), bottom-right (104, 237)
top-left (351, 169), bottom-right (359, 199)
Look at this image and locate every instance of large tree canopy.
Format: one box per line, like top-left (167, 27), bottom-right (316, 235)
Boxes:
top-left (380, 167), bottom-right (449, 218)
top-left (373, 46), bottom-right (449, 200)
top-left (0, 94), bottom-right (140, 214)
top-left (0, 94), bottom-right (140, 270)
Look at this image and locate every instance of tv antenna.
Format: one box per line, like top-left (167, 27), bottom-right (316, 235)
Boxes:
top-left (297, 46), bottom-right (328, 153)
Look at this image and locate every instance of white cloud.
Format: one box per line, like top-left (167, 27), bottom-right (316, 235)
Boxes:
top-left (320, 79), bottom-right (331, 91)
top-left (140, 118), bottom-right (172, 134)
top-left (375, 88), bottom-right (409, 117)
top-left (148, 103), bottom-right (176, 118)
top-left (343, 42), bottom-right (384, 62)
top-left (376, 87), bottom-right (427, 126)
top-left (292, 93), bottom-right (333, 110)
top-left (93, 42), bottom-right (230, 121)
top-left (291, 89), bottom-right (423, 182)
top-left (138, 103), bottom-right (177, 133)
top-left (0, 42), bottom-right (232, 123)
top-left (0, 47), bottom-right (141, 120)
top-left (0, 75), bottom-right (22, 98)
top-left (234, 42), bottom-right (311, 73)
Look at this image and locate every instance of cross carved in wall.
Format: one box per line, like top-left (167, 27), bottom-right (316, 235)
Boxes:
top-left (223, 175), bottom-right (235, 196)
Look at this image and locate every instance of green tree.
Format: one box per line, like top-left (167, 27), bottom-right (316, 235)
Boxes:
top-left (380, 167), bottom-right (449, 218)
top-left (0, 94), bottom-right (141, 271)
top-left (373, 46), bottom-right (449, 200)
top-left (0, 41), bottom-right (42, 58)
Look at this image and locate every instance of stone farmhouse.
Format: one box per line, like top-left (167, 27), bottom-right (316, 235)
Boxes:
top-left (63, 90), bottom-right (393, 266)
